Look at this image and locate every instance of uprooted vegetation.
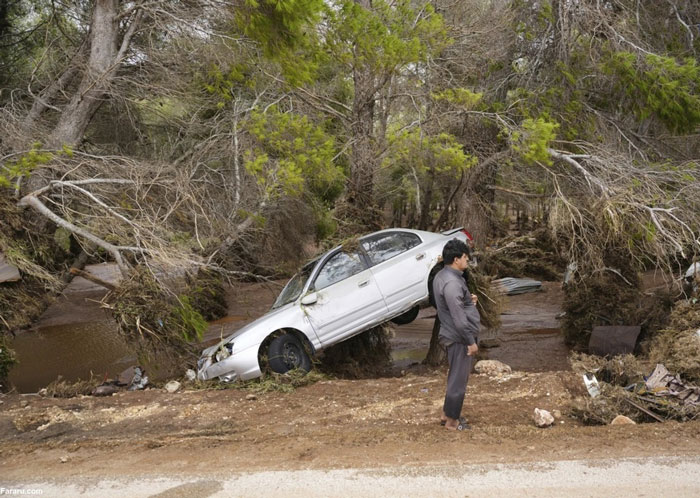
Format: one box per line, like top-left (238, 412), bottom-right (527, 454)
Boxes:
top-left (560, 241), bottom-right (675, 348)
top-left (479, 229), bottom-right (566, 281)
top-left (317, 325), bottom-right (394, 378)
top-left (648, 300), bottom-right (700, 383)
top-left (101, 266), bottom-right (227, 368)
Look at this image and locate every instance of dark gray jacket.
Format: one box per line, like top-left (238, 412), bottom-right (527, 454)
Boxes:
top-left (432, 266), bottom-right (480, 346)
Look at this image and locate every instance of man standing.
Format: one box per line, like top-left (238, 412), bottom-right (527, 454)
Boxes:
top-left (432, 239), bottom-right (480, 431)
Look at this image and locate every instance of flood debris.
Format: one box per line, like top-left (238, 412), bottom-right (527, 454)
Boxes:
top-left (492, 277), bottom-right (542, 295)
top-left (480, 230), bottom-right (566, 281)
top-left (583, 373), bottom-right (601, 397)
top-left (561, 265), bottom-right (673, 348)
top-left (43, 375), bottom-right (103, 398)
top-left (126, 367), bottom-right (149, 391)
top-left (164, 380), bottom-right (181, 393)
top-left (588, 325), bottom-right (642, 356)
top-left (643, 364), bottom-right (700, 407)
top-left (648, 300), bottom-right (700, 383)
top-left (570, 353), bottom-right (699, 424)
top-left (318, 325), bottom-right (393, 378)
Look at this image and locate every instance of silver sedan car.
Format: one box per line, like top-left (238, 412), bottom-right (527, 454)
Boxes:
top-left (197, 227), bottom-right (470, 382)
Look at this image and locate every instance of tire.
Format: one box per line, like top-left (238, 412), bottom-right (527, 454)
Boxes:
top-left (267, 333), bottom-right (311, 374)
top-left (391, 305), bottom-right (420, 325)
top-left (427, 263), bottom-right (444, 308)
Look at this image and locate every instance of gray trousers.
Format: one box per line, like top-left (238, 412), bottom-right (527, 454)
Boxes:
top-left (443, 343), bottom-right (473, 419)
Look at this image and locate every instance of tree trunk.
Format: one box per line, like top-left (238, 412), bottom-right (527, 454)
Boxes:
top-left (46, 0), bottom-right (140, 148)
top-left (346, 0), bottom-right (376, 213)
top-left (348, 64), bottom-right (376, 208)
top-left (423, 316), bottom-right (447, 366)
top-left (23, 40), bottom-right (87, 135)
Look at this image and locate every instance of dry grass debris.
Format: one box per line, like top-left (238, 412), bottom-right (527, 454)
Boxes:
top-left (318, 325), bottom-right (393, 378)
top-left (648, 300), bottom-right (700, 383)
top-left (568, 353), bottom-right (698, 424)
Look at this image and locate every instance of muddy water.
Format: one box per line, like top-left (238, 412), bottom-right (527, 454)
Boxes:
top-left (8, 321), bottom-right (135, 393)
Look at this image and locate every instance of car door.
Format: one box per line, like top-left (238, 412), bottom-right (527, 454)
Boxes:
top-left (362, 231), bottom-right (427, 315)
top-left (303, 249), bottom-right (388, 346)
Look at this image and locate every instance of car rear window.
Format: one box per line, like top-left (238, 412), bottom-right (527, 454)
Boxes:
top-left (361, 232), bottom-right (421, 265)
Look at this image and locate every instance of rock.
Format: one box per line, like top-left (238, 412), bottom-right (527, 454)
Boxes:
top-left (60, 456), bottom-right (68, 463)
top-left (245, 394), bottom-right (257, 401)
top-left (92, 385), bottom-right (119, 396)
top-left (38, 388), bottom-right (48, 397)
top-left (479, 338), bottom-right (501, 349)
top-left (474, 360), bottom-right (512, 376)
top-left (185, 369), bottom-right (196, 381)
top-left (533, 408), bottom-right (554, 427)
top-left (120, 366), bottom-right (149, 390)
top-left (552, 409), bottom-right (562, 419)
top-left (610, 415), bottom-right (636, 425)
top-left (164, 381), bottom-right (181, 393)
top-left (19, 400), bottom-right (29, 408)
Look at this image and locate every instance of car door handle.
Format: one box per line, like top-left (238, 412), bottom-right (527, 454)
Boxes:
top-left (358, 280), bottom-right (369, 288)
top-left (415, 253), bottom-right (425, 260)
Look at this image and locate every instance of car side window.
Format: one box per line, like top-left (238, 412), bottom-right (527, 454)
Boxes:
top-left (361, 232), bottom-right (422, 265)
top-left (313, 251), bottom-right (367, 290)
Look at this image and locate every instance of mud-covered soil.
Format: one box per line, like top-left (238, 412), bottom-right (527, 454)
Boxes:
top-left (2, 280), bottom-right (700, 479)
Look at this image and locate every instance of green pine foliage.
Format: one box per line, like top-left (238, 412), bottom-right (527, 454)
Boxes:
top-left (604, 51), bottom-right (700, 134)
top-left (245, 106), bottom-right (345, 203)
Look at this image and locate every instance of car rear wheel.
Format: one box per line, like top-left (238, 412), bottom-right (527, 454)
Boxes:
top-left (391, 305), bottom-right (420, 325)
top-left (268, 333), bottom-right (311, 374)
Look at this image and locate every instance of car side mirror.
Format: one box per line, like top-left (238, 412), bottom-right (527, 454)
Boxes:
top-left (300, 293), bottom-right (318, 306)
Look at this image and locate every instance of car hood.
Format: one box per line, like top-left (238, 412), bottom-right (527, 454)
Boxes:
top-left (201, 302), bottom-right (297, 356)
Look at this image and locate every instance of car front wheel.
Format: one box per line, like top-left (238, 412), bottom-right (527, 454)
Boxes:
top-left (268, 333), bottom-right (311, 374)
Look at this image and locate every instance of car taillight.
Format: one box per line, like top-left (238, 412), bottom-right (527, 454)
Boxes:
top-left (461, 229), bottom-right (473, 242)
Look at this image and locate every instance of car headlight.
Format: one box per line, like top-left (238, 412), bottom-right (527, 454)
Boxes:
top-left (215, 342), bottom-right (234, 362)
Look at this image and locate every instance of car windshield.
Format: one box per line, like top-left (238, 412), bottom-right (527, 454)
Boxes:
top-left (272, 260), bottom-right (316, 309)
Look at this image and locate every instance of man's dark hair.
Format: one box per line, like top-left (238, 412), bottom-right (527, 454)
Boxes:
top-left (442, 239), bottom-right (470, 266)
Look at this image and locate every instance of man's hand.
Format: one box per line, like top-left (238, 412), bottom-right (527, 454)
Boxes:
top-left (467, 343), bottom-right (478, 356)
top-left (471, 294), bottom-right (478, 305)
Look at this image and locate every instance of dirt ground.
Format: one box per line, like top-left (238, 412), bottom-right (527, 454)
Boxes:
top-left (2, 280), bottom-right (700, 480)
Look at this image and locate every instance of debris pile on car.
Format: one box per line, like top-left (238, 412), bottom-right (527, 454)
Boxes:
top-left (569, 353), bottom-right (699, 424)
top-left (318, 324), bottom-right (393, 378)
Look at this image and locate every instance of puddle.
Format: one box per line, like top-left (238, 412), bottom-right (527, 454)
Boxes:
top-left (391, 347), bottom-right (428, 368)
top-left (208, 315), bottom-right (247, 325)
top-left (7, 314), bottom-right (252, 393)
top-left (7, 321), bottom-right (135, 393)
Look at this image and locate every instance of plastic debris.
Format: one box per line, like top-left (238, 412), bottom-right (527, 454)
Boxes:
top-left (128, 367), bottom-right (149, 391)
top-left (583, 373), bottom-right (601, 397)
top-left (492, 277), bottom-right (542, 295)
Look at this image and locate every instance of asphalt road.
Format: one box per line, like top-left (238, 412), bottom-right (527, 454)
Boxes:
top-left (4, 455), bottom-right (699, 497)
